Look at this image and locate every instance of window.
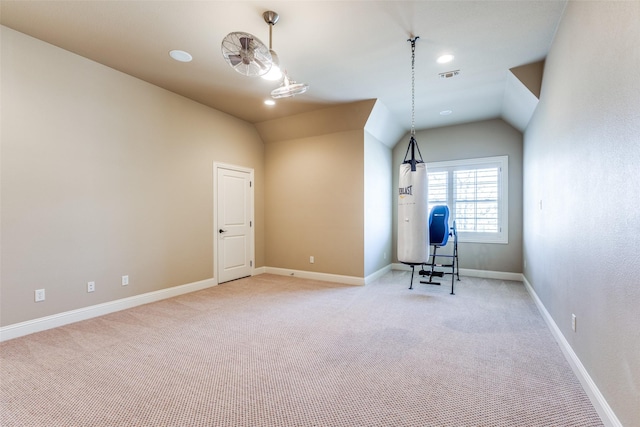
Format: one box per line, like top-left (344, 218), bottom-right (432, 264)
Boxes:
top-left (427, 156), bottom-right (508, 244)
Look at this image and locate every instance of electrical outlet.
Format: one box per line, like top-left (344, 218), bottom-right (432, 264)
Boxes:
top-left (122, 275), bottom-right (129, 286)
top-left (310, 256), bottom-right (315, 264)
top-left (34, 289), bottom-right (45, 302)
top-left (571, 313), bottom-right (577, 332)
top-left (87, 281), bottom-right (95, 293)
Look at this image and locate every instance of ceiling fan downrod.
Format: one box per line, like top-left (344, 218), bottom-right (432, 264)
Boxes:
top-left (263, 11), bottom-right (280, 50)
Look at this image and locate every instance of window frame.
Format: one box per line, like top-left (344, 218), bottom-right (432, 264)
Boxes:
top-left (427, 155), bottom-right (508, 244)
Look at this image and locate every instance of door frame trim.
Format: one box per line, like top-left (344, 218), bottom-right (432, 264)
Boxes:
top-left (213, 162), bottom-right (255, 284)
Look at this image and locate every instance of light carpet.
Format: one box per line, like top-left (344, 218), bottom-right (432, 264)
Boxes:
top-left (0, 272), bottom-right (603, 426)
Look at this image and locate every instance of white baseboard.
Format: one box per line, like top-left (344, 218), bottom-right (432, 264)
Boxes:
top-left (391, 263), bottom-right (523, 282)
top-left (364, 264), bottom-right (392, 284)
top-left (458, 268), bottom-right (523, 282)
top-left (258, 264), bottom-right (389, 286)
top-left (522, 276), bottom-right (622, 427)
top-left (0, 277), bottom-right (218, 342)
top-left (263, 267), bottom-right (364, 286)
top-left (261, 264), bottom-right (517, 286)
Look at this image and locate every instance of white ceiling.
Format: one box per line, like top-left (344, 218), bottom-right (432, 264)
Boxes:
top-left (0, 0), bottom-right (567, 134)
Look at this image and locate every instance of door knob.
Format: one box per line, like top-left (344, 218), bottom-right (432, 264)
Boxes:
top-left (219, 229), bottom-right (227, 234)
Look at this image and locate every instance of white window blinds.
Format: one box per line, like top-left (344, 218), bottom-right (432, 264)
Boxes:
top-left (427, 156), bottom-right (508, 244)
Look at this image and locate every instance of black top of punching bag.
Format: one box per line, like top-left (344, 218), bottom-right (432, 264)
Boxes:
top-left (402, 135), bottom-right (424, 172)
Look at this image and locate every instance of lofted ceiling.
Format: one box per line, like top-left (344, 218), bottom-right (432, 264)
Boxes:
top-left (0, 1), bottom-right (567, 138)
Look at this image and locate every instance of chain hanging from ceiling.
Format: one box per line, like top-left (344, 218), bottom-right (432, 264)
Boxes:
top-left (410, 36), bottom-right (418, 137)
top-left (403, 36), bottom-right (424, 172)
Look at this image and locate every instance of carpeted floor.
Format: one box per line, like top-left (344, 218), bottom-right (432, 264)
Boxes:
top-left (1, 272), bottom-right (603, 426)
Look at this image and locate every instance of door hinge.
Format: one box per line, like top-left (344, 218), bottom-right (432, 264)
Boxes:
top-left (250, 260), bottom-right (253, 267)
top-left (250, 181), bottom-right (252, 187)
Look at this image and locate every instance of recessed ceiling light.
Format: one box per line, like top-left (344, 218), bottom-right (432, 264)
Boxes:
top-left (264, 99), bottom-right (276, 106)
top-left (439, 109), bottom-right (453, 116)
top-left (169, 50), bottom-right (193, 62)
top-left (437, 54), bottom-right (454, 64)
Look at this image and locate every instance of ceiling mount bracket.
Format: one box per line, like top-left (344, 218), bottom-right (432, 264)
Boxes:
top-left (263, 11), bottom-right (280, 27)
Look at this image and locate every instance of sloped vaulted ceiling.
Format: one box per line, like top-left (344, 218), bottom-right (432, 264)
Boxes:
top-left (0, 1), bottom-right (566, 136)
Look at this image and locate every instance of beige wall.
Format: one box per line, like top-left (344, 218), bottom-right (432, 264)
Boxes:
top-left (523, 2), bottom-right (640, 426)
top-left (263, 128), bottom-right (365, 277)
top-left (257, 100), bottom-right (398, 280)
top-left (1, 27), bottom-right (265, 326)
top-left (392, 119), bottom-right (523, 273)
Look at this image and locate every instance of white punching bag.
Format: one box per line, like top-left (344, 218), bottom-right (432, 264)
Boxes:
top-left (398, 138), bottom-right (429, 264)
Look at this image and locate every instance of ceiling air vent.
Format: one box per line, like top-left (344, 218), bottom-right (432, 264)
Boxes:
top-left (439, 70), bottom-right (460, 79)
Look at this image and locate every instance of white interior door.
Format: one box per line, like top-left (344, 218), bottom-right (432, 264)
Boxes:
top-left (216, 165), bottom-right (253, 283)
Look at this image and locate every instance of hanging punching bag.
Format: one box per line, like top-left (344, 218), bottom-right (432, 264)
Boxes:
top-left (398, 136), bottom-right (429, 264)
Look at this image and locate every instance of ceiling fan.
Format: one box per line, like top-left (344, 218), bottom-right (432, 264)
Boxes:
top-left (262, 10), bottom-right (308, 98)
top-left (221, 31), bottom-right (272, 77)
top-left (271, 72), bottom-right (308, 99)
top-left (220, 11), bottom-right (308, 98)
